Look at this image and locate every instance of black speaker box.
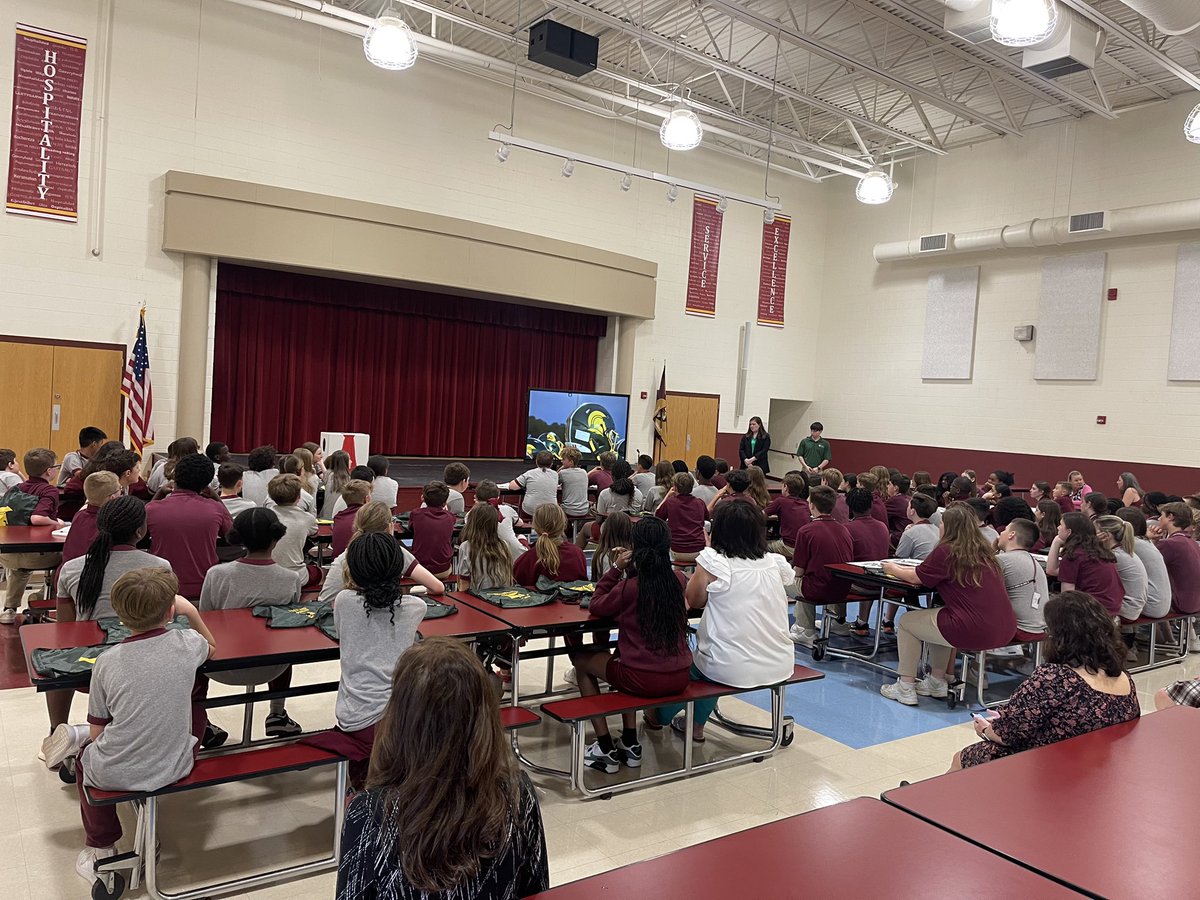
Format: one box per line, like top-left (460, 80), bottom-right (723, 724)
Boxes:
top-left (528, 20), bottom-right (598, 77)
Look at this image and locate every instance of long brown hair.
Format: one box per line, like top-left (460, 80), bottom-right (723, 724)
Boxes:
top-left (1036, 499), bottom-right (1061, 546)
top-left (938, 503), bottom-right (999, 587)
top-left (1061, 511), bottom-right (1115, 563)
top-left (367, 638), bottom-right (521, 891)
top-left (745, 466), bottom-right (770, 508)
top-left (533, 504), bottom-right (567, 577)
top-left (591, 511), bottom-right (632, 581)
top-left (462, 503), bottom-right (514, 588)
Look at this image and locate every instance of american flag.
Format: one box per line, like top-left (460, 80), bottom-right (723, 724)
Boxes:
top-left (121, 308), bottom-right (154, 453)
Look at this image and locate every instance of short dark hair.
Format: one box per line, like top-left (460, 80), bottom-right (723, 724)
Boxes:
top-left (1143, 491), bottom-right (1169, 515)
top-left (611, 459), bottom-right (633, 481)
top-left (915, 484), bottom-right (940, 501)
top-left (217, 462), bottom-right (244, 490)
top-left (79, 426), bottom-right (107, 447)
top-left (473, 479), bottom-right (499, 502)
top-left (714, 458), bottom-right (730, 474)
top-left (24, 448), bottom-right (56, 477)
top-left (351, 465), bottom-right (375, 482)
top-left (847, 487), bottom-right (873, 517)
top-left (95, 450), bottom-right (139, 479)
top-left (174, 453), bottom-right (215, 492)
top-left (1043, 591), bottom-right (1127, 677)
top-left (992, 470), bottom-right (1014, 486)
top-left (1105, 497), bottom-right (1123, 515)
top-left (637, 454), bottom-right (653, 472)
top-left (672, 459), bottom-right (688, 474)
top-left (535, 451), bottom-right (554, 469)
top-left (809, 486), bottom-right (837, 515)
top-left (710, 500), bottom-right (767, 560)
top-left (1116, 506), bottom-right (1148, 537)
top-left (1006, 518), bottom-right (1039, 550)
top-left (0, 449), bottom-right (14, 469)
top-left (229, 507), bottom-right (288, 552)
top-left (725, 469), bottom-right (750, 493)
top-left (696, 455), bottom-right (717, 480)
top-left (367, 455), bottom-right (390, 477)
top-left (267, 473), bottom-right (302, 505)
top-left (443, 462), bottom-right (470, 486)
top-left (910, 494), bottom-right (937, 519)
top-left (247, 445), bottom-right (277, 472)
top-left (948, 476), bottom-right (974, 501)
top-left (809, 422), bottom-right (823, 431)
top-left (673, 472), bottom-right (694, 495)
top-left (993, 496), bottom-right (1034, 528)
top-left (205, 442), bottom-right (229, 462)
top-left (1160, 502), bottom-right (1194, 529)
top-left (964, 497), bottom-right (990, 523)
top-left (424, 480), bottom-right (450, 508)
top-left (1083, 492), bottom-right (1108, 517)
top-left (782, 473), bottom-right (809, 500)
top-left (994, 483), bottom-right (1013, 498)
top-left (890, 474), bottom-right (911, 494)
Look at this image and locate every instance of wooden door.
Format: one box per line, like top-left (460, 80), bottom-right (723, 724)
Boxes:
top-left (50, 345), bottom-right (125, 460)
top-left (661, 392), bottom-right (690, 464)
top-left (661, 393), bottom-right (720, 467)
top-left (0, 340), bottom-right (54, 464)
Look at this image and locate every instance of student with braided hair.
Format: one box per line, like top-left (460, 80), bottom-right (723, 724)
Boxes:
top-left (321, 501), bottom-right (443, 603)
top-left (572, 517), bottom-right (692, 773)
top-left (307, 532), bottom-right (426, 789)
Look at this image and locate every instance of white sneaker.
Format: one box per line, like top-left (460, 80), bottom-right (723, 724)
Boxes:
top-left (43, 723), bottom-right (89, 770)
top-left (914, 675), bottom-right (948, 698)
top-left (75, 845), bottom-right (116, 883)
top-left (1188, 624), bottom-right (1200, 653)
top-left (0, 607), bottom-right (16, 625)
top-left (583, 741), bottom-right (620, 774)
top-left (789, 624), bottom-right (817, 648)
top-left (880, 679), bottom-right (919, 706)
top-left (563, 666), bottom-right (578, 686)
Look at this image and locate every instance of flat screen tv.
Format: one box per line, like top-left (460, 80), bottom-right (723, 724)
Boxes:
top-left (525, 389), bottom-right (630, 464)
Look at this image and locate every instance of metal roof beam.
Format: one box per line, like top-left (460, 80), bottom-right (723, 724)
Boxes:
top-left (1056, 0), bottom-right (1200, 92)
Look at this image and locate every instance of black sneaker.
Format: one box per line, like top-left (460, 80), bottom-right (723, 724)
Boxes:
top-left (58, 756), bottom-right (77, 785)
top-left (881, 620), bottom-right (896, 635)
top-left (201, 724), bottom-right (229, 749)
top-left (849, 619), bottom-right (871, 637)
top-left (265, 712), bottom-right (302, 737)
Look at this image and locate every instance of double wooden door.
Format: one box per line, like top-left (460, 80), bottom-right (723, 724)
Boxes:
top-left (0, 338), bottom-right (125, 467)
top-left (660, 392), bottom-right (719, 468)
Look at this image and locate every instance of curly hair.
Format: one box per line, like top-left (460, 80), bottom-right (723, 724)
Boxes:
top-left (1043, 590), bottom-right (1126, 677)
top-left (346, 532), bottom-right (406, 624)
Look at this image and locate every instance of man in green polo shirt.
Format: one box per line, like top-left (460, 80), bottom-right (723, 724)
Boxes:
top-left (797, 422), bottom-right (832, 473)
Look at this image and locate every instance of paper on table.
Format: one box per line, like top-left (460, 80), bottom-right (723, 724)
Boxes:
top-left (52, 526), bottom-right (70, 537)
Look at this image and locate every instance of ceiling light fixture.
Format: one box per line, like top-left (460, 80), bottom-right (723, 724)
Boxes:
top-left (763, 208), bottom-right (775, 225)
top-left (620, 173), bottom-right (633, 192)
top-left (716, 197), bottom-right (728, 214)
top-left (496, 144), bottom-right (511, 162)
top-left (561, 159), bottom-right (575, 178)
top-left (660, 104), bottom-right (704, 151)
top-left (990, 0), bottom-right (1058, 47)
top-left (1186, 104), bottom-right (1200, 144)
top-left (856, 167), bottom-right (895, 205)
top-left (363, 11), bottom-right (419, 70)
top-left (666, 183), bottom-right (679, 203)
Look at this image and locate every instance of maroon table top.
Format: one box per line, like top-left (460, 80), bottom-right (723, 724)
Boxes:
top-left (826, 561), bottom-right (929, 597)
top-left (528, 798), bottom-right (1079, 899)
top-left (0, 525), bottom-right (66, 552)
top-left (884, 707), bottom-right (1199, 897)
top-left (448, 590), bottom-right (607, 632)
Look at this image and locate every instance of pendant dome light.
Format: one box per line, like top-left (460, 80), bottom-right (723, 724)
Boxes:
top-left (855, 167), bottom-right (895, 205)
top-left (660, 104), bottom-right (704, 151)
top-left (1185, 104), bottom-right (1200, 144)
top-left (363, 11), bottom-right (418, 70)
top-left (990, 0), bottom-right (1058, 48)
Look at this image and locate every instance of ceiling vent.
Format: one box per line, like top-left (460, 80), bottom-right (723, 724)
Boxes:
top-left (1022, 9), bottom-right (1105, 78)
top-left (1068, 212), bottom-right (1110, 234)
top-left (943, 3), bottom-right (992, 43)
top-left (919, 233), bottom-right (952, 252)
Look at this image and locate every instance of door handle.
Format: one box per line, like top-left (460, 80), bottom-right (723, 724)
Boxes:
top-left (52, 404), bottom-right (61, 431)
top-left (686, 433), bottom-right (692, 451)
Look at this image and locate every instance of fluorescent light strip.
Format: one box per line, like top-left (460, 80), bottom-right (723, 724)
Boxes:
top-left (487, 131), bottom-right (783, 212)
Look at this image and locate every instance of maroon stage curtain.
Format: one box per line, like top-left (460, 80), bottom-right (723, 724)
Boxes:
top-left (211, 265), bottom-right (605, 457)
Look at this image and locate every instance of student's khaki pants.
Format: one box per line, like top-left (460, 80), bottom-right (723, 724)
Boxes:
top-left (897, 607), bottom-right (953, 678)
top-left (0, 551), bottom-right (62, 609)
top-left (793, 578), bottom-right (845, 630)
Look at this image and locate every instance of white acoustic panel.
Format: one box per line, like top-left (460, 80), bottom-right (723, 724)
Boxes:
top-left (1033, 252), bottom-right (1106, 381)
top-left (1168, 243), bottom-right (1200, 381)
top-left (921, 267), bottom-right (980, 380)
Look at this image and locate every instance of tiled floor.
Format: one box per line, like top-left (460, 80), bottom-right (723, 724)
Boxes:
top-left (2, 629), bottom-right (1193, 899)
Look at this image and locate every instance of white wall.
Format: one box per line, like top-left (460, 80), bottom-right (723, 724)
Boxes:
top-left (810, 93), bottom-right (1200, 467)
top-left (0, 0), bottom-right (824, 452)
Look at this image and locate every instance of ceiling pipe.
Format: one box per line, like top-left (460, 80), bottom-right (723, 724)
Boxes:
top-left (1111, 0), bottom-right (1200, 49)
top-left (873, 197), bottom-right (1200, 261)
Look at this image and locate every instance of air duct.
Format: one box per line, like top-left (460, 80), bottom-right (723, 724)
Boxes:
top-left (1113, 1), bottom-right (1200, 50)
top-left (873, 198), bottom-right (1200, 261)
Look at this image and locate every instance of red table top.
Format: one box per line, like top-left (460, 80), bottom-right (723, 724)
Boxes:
top-left (528, 798), bottom-right (1079, 898)
top-left (827, 561), bottom-right (929, 596)
top-left (448, 591), bottom-right (604, 632)
top-left (0, 525), bottom-right (66, 552)
top-left (884, 706), bottom-right (1199, 897)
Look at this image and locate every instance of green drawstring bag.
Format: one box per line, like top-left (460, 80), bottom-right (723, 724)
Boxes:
top-left (32, 644), bottom-right (112, 678)
top-left (422, 598), bottom-right (458, 619)
top-left (96, 615), bottom-right (191, 645)
top-left (535, 577), bottom-right (597, 608)
top-left (469, 586), bottom-right (555, 609)
top-left (252, 602), bottom-right (338, 640)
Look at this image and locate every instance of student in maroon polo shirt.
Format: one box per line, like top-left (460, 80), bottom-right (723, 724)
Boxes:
top-left (707, 469), bottom-right (756, 514)
top-left (0, 448), bottom-right (67, 624)
top-left (1045, 512), bottom-right (1124, 617)
top-left (62, 472), bottom-right (122, 564)
top-left (587, 451), bottom-right (617, 493)
top-left (711, 459), bottom-right (730, 490)
top-left (143, 454), bottom-right (232, 601)
top-left (764, 472), bottom-right (811, 557)
top-left (819, 468), bottom-right (850, 524)
top-left (789, 486), bottom-right (854, 648)
top-left (1052, 481), bottom-right (1076, 515)
top-left (844, 487), bottom-right (891, 636)
top-left (1153, 503), bottom-right (1200, 615)
top-left (653, 472), bottom-right (709, 564)
top-left (410, 481), bottom-right (457, 578)
top-left (330, 479), bottom-right (372, 558)
top-left (857, 473), bottom-right (888, 527)
top-left (885, 475), bottom-right (912, 547)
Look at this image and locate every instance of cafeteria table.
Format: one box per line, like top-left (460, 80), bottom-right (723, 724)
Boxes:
top-left (0, 525), bottom-right (67, 553)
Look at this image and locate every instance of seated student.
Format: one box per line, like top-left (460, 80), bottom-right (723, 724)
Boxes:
top-left (691, 456), bottom-right (721, 507)
top-left (588, 451), bottom-right (618, 493)
top-left (410, 481), bottom-right (456, 579)
top-left (1028, 481), bottom-right (1051, 505)
top-left (642, 460), bottom-right (676, 515)
top-left (443, 462), bottom-right (470, 516)
top-left (1152, 502), bottom-right (1200, 615)
top-left (1117, 472), bottom-right (1145, 509)
top-left (868, 467), bottom-right (891, 524)
top-left (631, 454), bottom-right (656, 500)
top-left (510, 451), bottom-right (559, 522)
top-left (764, 472), bottom-right (811, 558)
top-left (513, 505), bottom-right (587, 586)
top-left (0, 448), bottom-right (67, 624)
top-left (1142, 491), bottom-right (1169, 526)
top-left (557, 447), bottom-right (590, 528)
top-left (1045, 512), bottom-right (1124, 617)
top-left (980, 470), bottom-right (1015, 503)
top-left (334, 467), bottom-right (377, 514)
top-left (744, 466), bottom-right (771, 509)
top-left (707, 468), bottom-right (755, 513)
top-left (1082, 491), bottom-right (1109, 520)
top-left (367, 455), bottom-right (399, 508)
top-left (651, 502), bottom-right (794, 742)
top-left (573, 517), bottom-right (692, 773)
top-left (46, 497), bottom-right (173, 751)
top-left (200, 508), bottom-right (307, 736)
top-left (653, 472), bottom-right (708, 564)
top-left (963, 498), bottom-right (999, 544)
top-left (1116, 507), bottom-right (1172, 618)
top-left (331, 479), bottom-right (372, 558)
top-left (204, 442), bottom-right (231, 490)
top-left (217, 463), bottom-right (256, 518)
top-left (471, 480), bottom-right (527, 558)
top-left (880, 505), bottom-right (1015, 706)
top-left (1095, 516), bottom-right (1149, 622)
top-left (844, 487), bottom-right (891, 636)
top-left (62, 472), bottom-right (122, 565)
top-left (854, 473), bottom-right (886, 527)
top-left (321, 450), bottom-right (352, 519)
top-left (289, 447), bottom-right (320, 498)
top-left (1036, 499), bottom-right (1062, 550)
top-left (147, 437), bottom-right (199, 496)
top-left (790, 486), bottom-right (854, 648)
top-left (993, 496), bottom-right (1035, 531)
top-left (273, 454), bottom-right (317, 513)
top-left (267, 474), bottom-right (319, 578)
top-left (1052, 480), bottom-right (1076, 515)
top-left (954, 592), bottom-right (1137, 771)
top-left (711, 458), bottom-right (730, 490)
top-left (301, 442), bottom-right (325, 479)
top-left (996, 519), bottom-right (1050, 636)
top-left (591, 512), bottom-right (633, 581)
top-left (69, 568), bottom-right (217, 886)
top-left (307, 533), bottom-right (426, 789)
top-left (323, 502), bottom-right (444, 603)
top-left (820, 468), bottom-right (850, 523)
top-left (58, 427), bottom-right (107, 487)
top-left (595, 460), bottom-right (644, 523)
top-left (671, 459), bottom-right (688, 475)
top-left (0, 448), bottom-right (22, 491)
top-left (895, 494), bottom-right (941, 561)
top-left (335, 638), bottom-right (549, 900)
top-left (60, 445), bottom-right (142, 520)
top-left (454, 503), bottom-right (521, 593)
top-left (144, 454), bottom-right (233, 601)
top-left (240, 445), bottom-right (279, 507)
top-left (885, 475), bottom-right (912, 545)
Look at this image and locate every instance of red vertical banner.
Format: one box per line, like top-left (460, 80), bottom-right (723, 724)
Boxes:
top-left (6, 23), bottom-right (87, 222)
top-left (757, 214), bottom-right (791, 328)
top-left (685, 195), bottom-right (723, 318)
